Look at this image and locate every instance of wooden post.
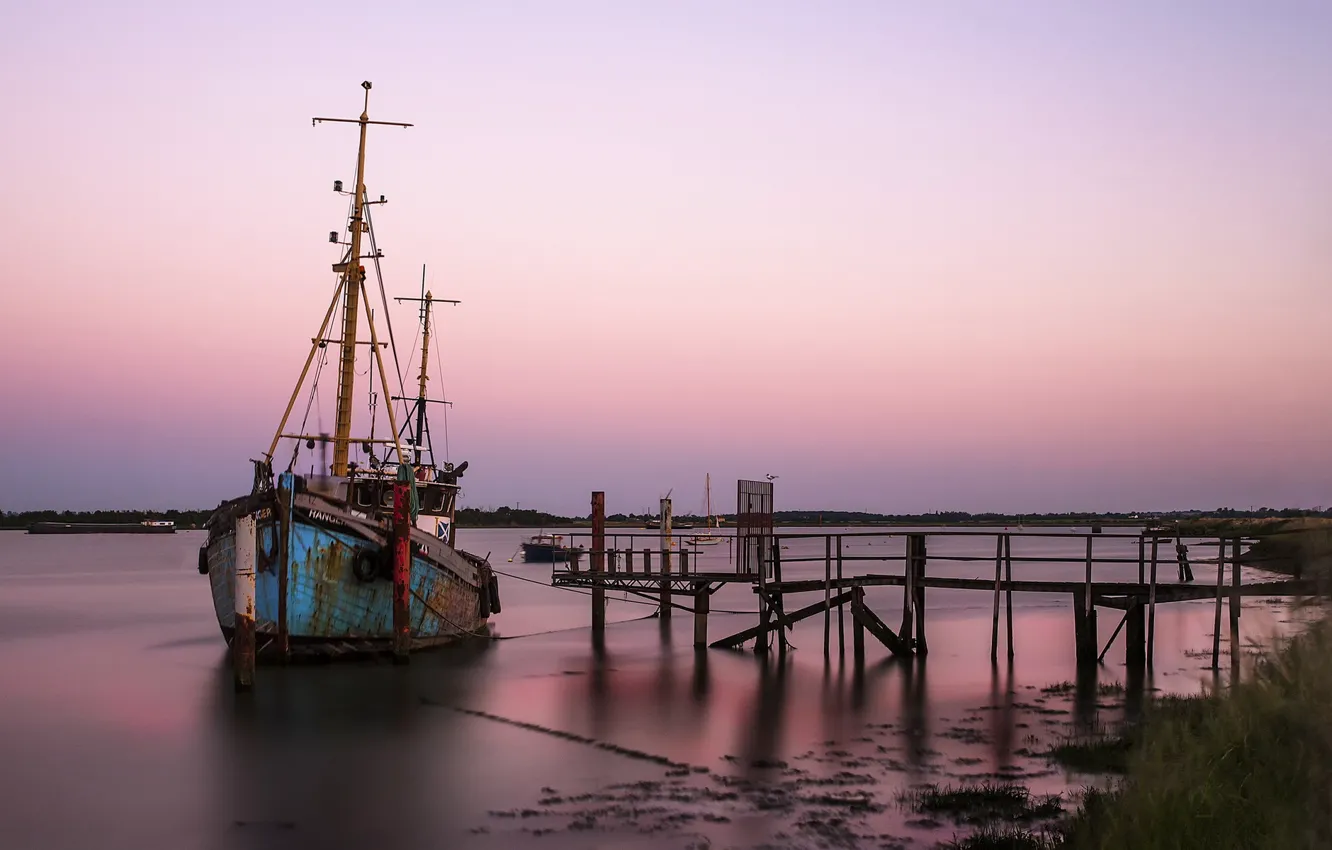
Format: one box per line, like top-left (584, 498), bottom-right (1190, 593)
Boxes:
top-left (852, 585), bottom-right (865, 667)
top-left (1125, 601), bottom-right (1146, 666)
top-left (837, 538), bottom-right (845, 657)
top-left (772, 539), bottom-right (786, 653)
top-left (990, 534), bottom-right (1003, 661)
top-left (899, 537), bottom-right (914, 638)
top-left (1229, 537), bottom-right (1241, 677)
top-left (643, 548), bottom-right (651, 575)
top-left (693, 582), bottom-right (709, 648)
top-left (626, 547), bottom-right (634, 574)
top-left (660, 497), bottom-right (672, 618)
top-left (1084, 536), bottom-right (1093, 618)
top-left (392, 475), bottom-right (412, 663)
top-left (1145, 536), bottom-right (1159, 667)
top-left (1004, 534), bottom-right (1014, 658)
top-left (591, 492), bottom-right (606, 636)
top-left (1138, 535), bottom-right (1145, 582)
top-left (1073, 587), bottom-right (1097, 665)
top-left (1211, 538), bottom-right (1225, 670)
top-left (911, 534), bottom-right (928, 654)
top-left (681, 548), bottom-right (690, 576)
top-left (823, 536), bottom-right (832, 657)
top-left (233, 513), bottom-right (257, 691)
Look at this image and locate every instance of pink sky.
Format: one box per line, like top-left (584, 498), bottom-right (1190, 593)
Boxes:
top-left (2, 2), bottom-right (1330, 515)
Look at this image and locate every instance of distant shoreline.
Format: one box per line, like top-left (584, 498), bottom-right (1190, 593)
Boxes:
top-left (3, 509), bottom-right (1327, 532)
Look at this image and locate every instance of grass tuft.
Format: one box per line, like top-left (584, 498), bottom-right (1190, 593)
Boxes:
top-left (898, 783), bottom-right (1062, 825)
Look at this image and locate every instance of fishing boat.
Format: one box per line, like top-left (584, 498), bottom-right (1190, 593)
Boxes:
top-left (197, 82), bottom-right (499, 658)
top-left (520, 533), bottom-right (584, 563)
top-left (690, 473), bottom-right (722, 546)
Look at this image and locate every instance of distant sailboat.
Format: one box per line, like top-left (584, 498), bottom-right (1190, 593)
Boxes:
top-left (691, 473), bottom-right (722, 546)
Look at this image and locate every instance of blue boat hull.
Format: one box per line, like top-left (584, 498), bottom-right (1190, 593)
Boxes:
top-left (203, 492), bottom-right (492, 657)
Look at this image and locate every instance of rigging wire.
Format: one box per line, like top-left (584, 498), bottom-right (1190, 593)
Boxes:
top-left (362, 201), bottom-right (408, 416)
top-left (431, 271), bottom-right (452, 466)
top-left (289, 346), bottom-right (329, 472)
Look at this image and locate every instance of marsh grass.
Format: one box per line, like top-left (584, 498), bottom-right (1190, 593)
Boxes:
top-left (898, 783), bottom-right (1062, 825)
top-left (1063, 619), bottom-right (1332, 848)
top-left (941, 825), bottom-right (1065, 849)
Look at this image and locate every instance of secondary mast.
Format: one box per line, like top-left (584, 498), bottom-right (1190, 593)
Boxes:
top-left (395, 268), bottom-right (460, 465)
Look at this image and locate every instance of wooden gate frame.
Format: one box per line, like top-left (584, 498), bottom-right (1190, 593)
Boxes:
top-left (736, 479), bottom-right (774, 577)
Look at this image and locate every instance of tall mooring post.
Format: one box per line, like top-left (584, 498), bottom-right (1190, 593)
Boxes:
top-left (659, 497), bottom-right (672, 618)
top-left (1074, 537), bottom-right (1097, 665)
top-left (591, 491), bottom-right (606, 635)
top-left (907, 534), bottom-right (928, 654)
top-left (392, 472), bottom-right (412, 663)
top-left (693, 581), bottom-right (709, 647)
top-left (233, 513), bottom-right (257, 691)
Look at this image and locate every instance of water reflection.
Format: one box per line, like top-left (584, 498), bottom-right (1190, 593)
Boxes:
top-left (737, 653), bottom-right (792, 779)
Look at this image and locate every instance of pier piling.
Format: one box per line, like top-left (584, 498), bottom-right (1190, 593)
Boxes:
top-left (990, 535), bottom-right (1003, 661)
top-left (233, 513), bottom-right (257, 691)
top-left (1229, 537), bottom-right (1241, 678)
top-left (1125, 602), bottom-right (1146, 666)
top-left (1073, 588), bottom-right (1098, 665)
top-left (852, 586), bottom-right (866, 666)
top-left (908, 534), bottom-right (928, 654)
top-left (1004, 534), bottom-right (1014, 658)
top-left (1147, 537), bottom-right (1159, 668)
top-left (591, 492), bottom-right (606, 636)
top-left (694, 582), bottom-right (709, 647)
top-left (1212, 538), bottom-right (1226, 670)
top-left (659, 498), bottom-right (672, 618)
top-left (391, 475), bottom-right (412, 663)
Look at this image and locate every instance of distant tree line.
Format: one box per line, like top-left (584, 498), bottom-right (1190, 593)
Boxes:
top-left (4, 505), bottom-right (1328, 531)
top-left (0, 509), bottom-right (214, 529)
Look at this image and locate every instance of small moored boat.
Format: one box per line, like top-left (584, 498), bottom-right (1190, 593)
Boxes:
top-left (521, 534), bottom-right (584, 563)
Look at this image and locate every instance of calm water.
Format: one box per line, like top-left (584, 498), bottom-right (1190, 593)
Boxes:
top-left (0, 526), bottom-right (1305, 849)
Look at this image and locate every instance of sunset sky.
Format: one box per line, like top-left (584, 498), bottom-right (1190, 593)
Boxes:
top-left (2, 1), bottom-right (1329, 516)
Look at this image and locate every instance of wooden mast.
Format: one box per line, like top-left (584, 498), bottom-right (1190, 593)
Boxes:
top-left (414, 274), bottom-right (432, 465)
top-left (311, 81), bottom-right (412, 477)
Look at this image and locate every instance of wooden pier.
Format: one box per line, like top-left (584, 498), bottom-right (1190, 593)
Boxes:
top-left (550, 482), bottom-right (1318, 672)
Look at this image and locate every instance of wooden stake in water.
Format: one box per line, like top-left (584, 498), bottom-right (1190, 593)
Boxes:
top-left (591, 491), bottom-right (606, 636)
top-left (990, 535), bottom-right (1003, 661)
top-left (1230, 537), bottom-right (1241, 679)
top-left (1005, 534), bottom-right (1014, 658)
top-left (1212, 538), bottom-right (1226, 670)
top-left (823, 536), bottom-right (832, 657)
top-left (1146, 537), bottom-right (1159, 668)
top-left (233, 513), bottom-right (257, 691)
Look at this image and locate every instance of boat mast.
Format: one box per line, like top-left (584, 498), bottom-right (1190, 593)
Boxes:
top-left (393, 274), bottom-right (460, 466)
top-left (312, 81), bottom-right (412, 477)
top-left (414, 267), bottom-right (431, 465)
top-left (330, 84), bottom-right (373, 476)
top-left (706, 472), bottom-right (713, 528)
top-left (266, 83), bottom-right (412, 472)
